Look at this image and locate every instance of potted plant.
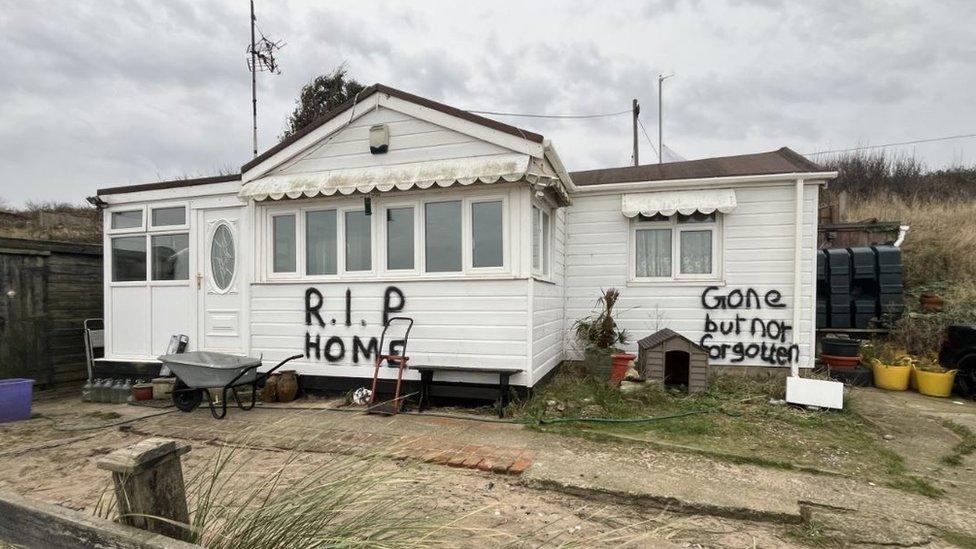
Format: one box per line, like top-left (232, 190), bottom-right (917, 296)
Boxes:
top-left (913, 354), bottom-right (958, 398)
top-left (573, 288), bottom-right (631, 383)
top-left (865, 344), bottom-right (913, 391)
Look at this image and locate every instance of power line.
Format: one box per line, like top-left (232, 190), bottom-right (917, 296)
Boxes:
top-left (637, 118), bottom-right (660, 161)
top-left (467, 108), bottom-right (631, 120)
top-left (804, 133), bottom-right (976, 156)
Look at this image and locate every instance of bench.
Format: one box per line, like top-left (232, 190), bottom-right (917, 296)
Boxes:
top-left (408, 365), bottom-right (523, 418)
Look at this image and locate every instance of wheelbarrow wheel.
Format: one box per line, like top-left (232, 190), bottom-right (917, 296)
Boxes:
top-left (172, 379), bottom-right (203, 412)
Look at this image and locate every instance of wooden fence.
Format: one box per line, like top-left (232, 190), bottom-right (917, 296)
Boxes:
top-left (0, 237), bottom-right (102, 386)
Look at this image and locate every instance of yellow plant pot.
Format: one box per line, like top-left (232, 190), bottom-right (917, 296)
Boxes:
top-left (872, 363), bottom-right (911, 391)
top-left (915, 368), bottom-right (958, 398)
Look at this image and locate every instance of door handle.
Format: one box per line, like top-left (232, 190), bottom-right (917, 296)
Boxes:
top-left (196, 273), bottom-right (203, 290)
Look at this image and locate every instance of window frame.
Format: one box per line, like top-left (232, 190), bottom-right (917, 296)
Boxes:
top-left (628, 212), bottom-right (723, 284)
top-left (108, 206), bottom-right (147, 234)
top-left (148, 203), bottom-right (189, 231)
top-left (208, 221), bottom-right (237, 293)
top-left (530, 202), bottom-right (552, 280)
top-left (260, 189), bottom-right (513, 282)
top-left (148, 230), bottom-right (192, 285)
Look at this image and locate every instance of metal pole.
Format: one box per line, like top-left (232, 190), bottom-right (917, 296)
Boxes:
top-left (632, 99), bottom-right (639, 166)
top-left (658, 76), bottom-right (663, 164)
top-left (250, 0), bottom-right (258, 157)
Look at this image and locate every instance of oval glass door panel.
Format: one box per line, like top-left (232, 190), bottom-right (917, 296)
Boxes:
top-left (211, 224), bottom-right (235, 290)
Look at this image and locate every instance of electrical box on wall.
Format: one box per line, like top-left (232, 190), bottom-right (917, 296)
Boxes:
top-left (369, 124), bottom-right (389, 154)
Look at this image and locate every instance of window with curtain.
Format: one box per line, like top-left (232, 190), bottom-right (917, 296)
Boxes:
top-left (472, 200), bottom-right (503, 268)
top-left (386, 207), bottom-right (415, 270)
top-left (635, 228), bottom-right (672, 277)
top-left (425, 201), bottom-right (461, 272)
top-left (345, 210), bottom-right (372, 271)
top-left (680, 230), bottom-right (712, 274)
top-left (272, 214), bottom-right (296, 273)
top-left (306, 210), bottom-right (337, 275)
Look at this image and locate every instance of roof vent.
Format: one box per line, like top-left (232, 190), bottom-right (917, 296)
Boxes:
top-left (369, 124), bottom-right (389, 154)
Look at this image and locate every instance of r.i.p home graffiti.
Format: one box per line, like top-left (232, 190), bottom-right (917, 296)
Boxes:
top-left (303, 286), bottom-right (406, 364)
top-left (698, 286), bottom-right (800, 365)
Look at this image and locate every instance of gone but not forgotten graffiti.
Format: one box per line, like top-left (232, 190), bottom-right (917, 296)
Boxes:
top-left (303, 286), bottom-right (406, 364)
top-left (698, 286), bottom-right (800, 365)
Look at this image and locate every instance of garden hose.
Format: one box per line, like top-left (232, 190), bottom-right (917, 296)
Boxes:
top-left (35, 409), bottom-right (178, 432)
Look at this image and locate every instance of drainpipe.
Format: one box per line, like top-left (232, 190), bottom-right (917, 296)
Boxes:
top-left (893, 225), bottom-right (910, 248)
top-left (791, 177), bottom-right (804, 378)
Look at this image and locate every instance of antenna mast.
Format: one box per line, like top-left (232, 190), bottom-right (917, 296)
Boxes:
top-left (658, 73), bottom-right (674, 164)
top-left (246, 1), bottom-right (284, 158)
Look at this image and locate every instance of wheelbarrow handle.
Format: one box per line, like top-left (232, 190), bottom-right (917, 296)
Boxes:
top-left (253, 353), bottom-right (304, 385)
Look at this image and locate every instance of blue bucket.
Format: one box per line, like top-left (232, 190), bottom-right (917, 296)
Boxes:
top-left (0, 378), bottom-right (35, 423)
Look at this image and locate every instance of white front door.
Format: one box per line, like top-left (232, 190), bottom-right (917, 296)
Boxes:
top-left (197, 207), bottom-right (244, 353)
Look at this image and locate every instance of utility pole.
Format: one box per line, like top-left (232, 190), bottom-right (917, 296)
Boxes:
top-left (658, 73), bottom-right (674, 164)
top-left (632, 99), bottom-right (640, 166)
top-left (250, 0), bottom-right (258, 157)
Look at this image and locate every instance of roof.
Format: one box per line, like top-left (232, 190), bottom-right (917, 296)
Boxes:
top-left (98, 174), bottom-right (241, 196)
top-left (636, 328), bottom-right (705, 351)
top-left (570, 147), bottom-right (824, 186)
top-left (240, 83), bottom-right (545, 173)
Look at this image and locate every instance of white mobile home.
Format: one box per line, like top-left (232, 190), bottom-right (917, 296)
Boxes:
top-left (94, 84), bottom-right (835, 391)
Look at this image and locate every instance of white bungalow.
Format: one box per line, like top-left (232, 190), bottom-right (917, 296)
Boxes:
top-left (94, 84), bottom-right (835, 393)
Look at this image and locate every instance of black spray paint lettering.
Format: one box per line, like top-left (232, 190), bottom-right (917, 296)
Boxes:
top-left (304, 286), bottom-right (406, 364)
top-left (698, 287), bottom-right (799, 366)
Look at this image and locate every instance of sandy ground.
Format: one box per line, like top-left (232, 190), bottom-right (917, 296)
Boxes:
top-left (1, 387), bottom-right (975, 547)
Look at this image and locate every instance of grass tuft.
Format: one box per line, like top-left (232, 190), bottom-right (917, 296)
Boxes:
top-left (940, 420), bottom-right (976, 467)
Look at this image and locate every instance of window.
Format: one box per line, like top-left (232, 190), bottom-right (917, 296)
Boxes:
top-left (632, 212), bottom-right (719, 280)
top-left (151, 234), bottom-right (190, 280)
top-left (111, 236), bottom-right (146, 281)
top-left (151, 206), bottom-right (186, 227)
top-left (306, 210), bottom-right (337, 275)
top-left (211, 224), bottom-right (235, 290)
top-left (345, 210), bottom-right (372, 271)
top-left (425, 201), bottom-right (461, 272)
top-left (531, 205), bottom-right (551, 276)
top-left (471, 200), bottom-right (503, 268)
top-left (111, 210), bottom-right (143, 230)
top-left (386, 207), bottom-right (414, 270)
top-left (272, 214), bottom-right (296, 273)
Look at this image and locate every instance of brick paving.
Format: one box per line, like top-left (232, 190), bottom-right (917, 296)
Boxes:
top-left (128, 411), bottom-right (535, 475)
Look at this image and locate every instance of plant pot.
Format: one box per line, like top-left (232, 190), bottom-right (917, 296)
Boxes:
top-left (610, 353), bottom-right (637, 386)
top-left (821, 353), bottom-right (860, 370)
top-left (910, 365), bottom-right (919, 390)
top-left (276, 370), bottom-right (299, 403)
top-left (261, 373), bottom-right (280, 403)
top-left (821, 338), bottom-right (861, 357)
top-left (919, 293), bottom-right (943, 313)
top-left (871, 363), bottom-right (911, 391)
top-left (915, 368), bottom-right (958, 397)
top-left (583, 348), bottom-right (613, 379)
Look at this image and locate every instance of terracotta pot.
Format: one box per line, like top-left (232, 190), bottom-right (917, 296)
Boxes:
top-left (276, 370), bottom-right (299, 403)
top-left (132, 383), bottom-right (154, 401)
top-left (920, 293), bottom-right (943, 313)
top-left (610, 353), bottom-right (637, 386)
top-left (820, 354), bottom-right (860, 370)
top-left (261, 373), bottom-right (280, 403)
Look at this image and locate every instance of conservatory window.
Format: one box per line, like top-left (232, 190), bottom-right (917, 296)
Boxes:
top-left (151, 234), bottom-right (190, 280)
top-left (111, 210), bottom-right (143, 230)
top-left (471, 200), bottom-right (503, 268)
top-left (150, 206), bottom-right (186, 227)
top-left (111, 236), bottom-right (146, 282)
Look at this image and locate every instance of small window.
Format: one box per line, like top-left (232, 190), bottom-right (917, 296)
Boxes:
top-left (425, 201), bottom-right (461, 272)
top-left (272, 214), bottom-right (296, 273)
top-left (679, 230), bottom-right (712, 275)
top-left (306, 210), bottom-right (337, 276)
top-left (635, 228), bottom-right (672, 277)
top-left (211, 224), bottom-right (235, 290)
top-left (151, 206), bottom-right (186, 227)
top-left (111, 236), bottom-right (146, 282)
top-left (345, 210), bottom-right (372, 272)
top-left (111, 210), bottom-right (142, 230)
top-left (386, 207), bottom-right (415, 270)
top-left (471, 201), bottom-right (503, 268)
top-left (151, 234), bottom-right (190, 280)
top-left (531, 205), bottom-right (551, 276)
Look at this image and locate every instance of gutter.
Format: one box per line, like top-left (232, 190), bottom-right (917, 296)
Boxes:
top-left (568, 171), bottom-right (838, 194)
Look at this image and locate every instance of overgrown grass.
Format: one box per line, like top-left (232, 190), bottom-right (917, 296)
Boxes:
top-left (514, 367), bottom-right (940, 497)
top-left (940, 420), bottom-right (976, 466)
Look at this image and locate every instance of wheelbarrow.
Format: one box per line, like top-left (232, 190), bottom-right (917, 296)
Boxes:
top-left (159, 351), bottom-right (303, 419)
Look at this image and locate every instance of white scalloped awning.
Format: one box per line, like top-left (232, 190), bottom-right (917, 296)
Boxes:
top-left (621, 188), bottom-right (737, 217)
top-left (239, 153), bottom-right (541, 201)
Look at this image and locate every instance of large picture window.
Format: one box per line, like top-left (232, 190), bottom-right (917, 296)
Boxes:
top-left (631, 212), bottom-right (719, 281)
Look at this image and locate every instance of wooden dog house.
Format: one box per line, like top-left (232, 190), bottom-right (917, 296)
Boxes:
top-left (637, 329), bottom-right (709, 393)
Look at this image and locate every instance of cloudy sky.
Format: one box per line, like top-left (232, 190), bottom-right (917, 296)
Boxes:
top-left (2, 0), bottom-right (974, 206)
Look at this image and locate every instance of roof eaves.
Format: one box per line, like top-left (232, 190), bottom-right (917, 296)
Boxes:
top-left (97, 173), bottom-right (241, 196)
